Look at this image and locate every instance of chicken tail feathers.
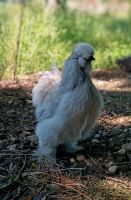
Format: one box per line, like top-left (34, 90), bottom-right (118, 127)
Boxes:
top-left (32, 63), bottom-right (60, 108)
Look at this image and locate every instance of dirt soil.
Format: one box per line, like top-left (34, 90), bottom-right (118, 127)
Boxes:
top-left (0, 69), bottom-right (131, 200)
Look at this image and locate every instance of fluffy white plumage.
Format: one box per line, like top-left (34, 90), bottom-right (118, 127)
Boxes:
top-left (32, 43), bottom-right (103, 161)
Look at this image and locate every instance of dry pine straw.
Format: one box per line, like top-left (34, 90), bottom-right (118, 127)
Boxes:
top-left (20, 158), bottom-right (131, 200)
top-left (0, 154), bottom-right (131, 200)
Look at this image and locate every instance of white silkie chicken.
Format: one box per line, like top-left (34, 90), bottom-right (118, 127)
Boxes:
top-left (32, 43), bottom-right (103, 161)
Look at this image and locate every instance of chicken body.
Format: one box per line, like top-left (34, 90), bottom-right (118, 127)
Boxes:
top-left (32, 43), bottom-right (103, 161)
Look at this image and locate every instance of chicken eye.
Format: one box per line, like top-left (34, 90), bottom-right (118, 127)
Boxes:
top-left (85, 56), bottom-right (95, 62)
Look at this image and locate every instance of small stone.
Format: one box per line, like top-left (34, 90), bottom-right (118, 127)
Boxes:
top-left (9, 109), bottom-right (15, 114)
top-left (23, 131), bottom-right (32, 136)
top-left (122, 143), bottom-right (131, 151)
top-left (111, 111), bottom-right (116, 116)
top-left (76, 155), bottom-right (86, 161)
top-left (10, 137), bottom-right (17, 142)
top-left (8, 144), bottom-right (17, 151)
top-left (102, 132), bottom-right (106, 136)
top-left (108, 166), bottom-right (118, 174)
top-left (92, 139), bottom-right (100, 143)
top-left (118, 148), bottom-right (126, 155)
top-left (108, 161), bottom-right (114, 168)
top-left (118, 134), bottom-right (124, 138)
top-left (99, 130), bottom-right (102, 134)
top-left (8, 100), bottom-right (13, 104)
top-left (124, 129), bottom-right (128, 133)
top-left (84, 159), bottom-right (92, 167)
top-left (70, 158), bottom-right (76, 163)
top-left (94, 134), bottom-right (101, 138)
top-left (28, 135), bottom-right (38, 144)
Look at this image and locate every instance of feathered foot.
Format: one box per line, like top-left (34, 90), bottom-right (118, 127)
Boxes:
top-left (65, 141), bottom-right (84, 153)
top-left (33, 144), bottom-right (57, 163)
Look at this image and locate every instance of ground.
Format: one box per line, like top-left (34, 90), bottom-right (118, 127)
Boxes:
top-left (0, 69), bottom-right (131, 200)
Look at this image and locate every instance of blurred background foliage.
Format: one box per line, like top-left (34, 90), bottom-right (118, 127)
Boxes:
top-left (0, 0), bottom-right (131, 79)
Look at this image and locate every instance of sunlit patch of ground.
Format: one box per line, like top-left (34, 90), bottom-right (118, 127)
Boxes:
top-left (92, 69), bottom-right (131, 92)
top-left (102, 116), bottom-right (131, 127)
